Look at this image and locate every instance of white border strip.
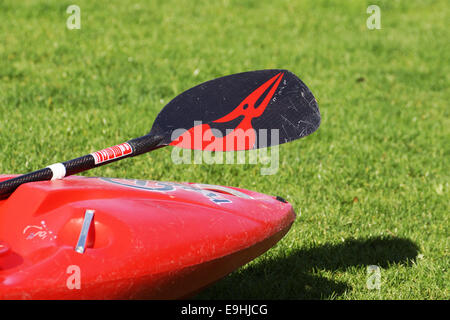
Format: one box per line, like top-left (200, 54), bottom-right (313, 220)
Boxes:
top-left (47, 163), bottom-right (66, 180)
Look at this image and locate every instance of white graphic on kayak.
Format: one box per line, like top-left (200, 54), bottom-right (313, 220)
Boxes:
top-left (23, 220), bottom-right (57, 241)
top-left (100, 178), bottom-right (232, 204)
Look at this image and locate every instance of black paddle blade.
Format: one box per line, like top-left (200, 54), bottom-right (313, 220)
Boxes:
top-left (150, 69), bottom-right (320, 151)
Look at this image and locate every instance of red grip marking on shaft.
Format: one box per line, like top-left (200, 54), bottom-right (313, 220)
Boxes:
top-left (91, 142), bottom-right (133, 165)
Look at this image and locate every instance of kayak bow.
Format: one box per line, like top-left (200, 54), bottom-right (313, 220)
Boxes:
top-left (0, 175), bottom-right (295, 299)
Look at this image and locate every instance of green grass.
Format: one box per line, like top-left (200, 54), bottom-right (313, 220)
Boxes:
top-left (0, 0), bottom-right (448, 299)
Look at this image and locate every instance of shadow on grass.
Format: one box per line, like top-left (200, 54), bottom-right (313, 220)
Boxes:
top-left (194, 236), bottom-right (419, 299)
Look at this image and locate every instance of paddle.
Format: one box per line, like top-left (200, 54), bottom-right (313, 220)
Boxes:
top-left (0, 69), bottom-right (320, 198)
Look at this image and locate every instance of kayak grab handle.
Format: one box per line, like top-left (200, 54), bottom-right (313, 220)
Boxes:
top-left (75, 210), bottom-right (95, 254)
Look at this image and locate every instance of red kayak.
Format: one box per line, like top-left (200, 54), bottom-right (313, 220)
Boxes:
top-left (0, 174), bottom-right (295, 299)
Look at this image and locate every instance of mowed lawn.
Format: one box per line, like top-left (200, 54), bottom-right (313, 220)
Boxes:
top-left (0, 0), bottom-right (448, 299)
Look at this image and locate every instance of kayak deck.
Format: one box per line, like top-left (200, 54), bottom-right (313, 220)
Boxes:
top-left (0, 175), bottom-right (295, 299)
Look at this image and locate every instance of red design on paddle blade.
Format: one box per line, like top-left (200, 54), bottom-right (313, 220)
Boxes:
top-left (171, 72), bottom-right (284, 151)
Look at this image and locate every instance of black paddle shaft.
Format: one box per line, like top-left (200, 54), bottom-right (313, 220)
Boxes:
top-left (0, 134), bottom-right (164, 198)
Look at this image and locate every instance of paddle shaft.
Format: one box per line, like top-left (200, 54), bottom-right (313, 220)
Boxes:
top-left (0, 134), bottom-right (164, 198)
top-left (0, 70), bottom-right (320, 198)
